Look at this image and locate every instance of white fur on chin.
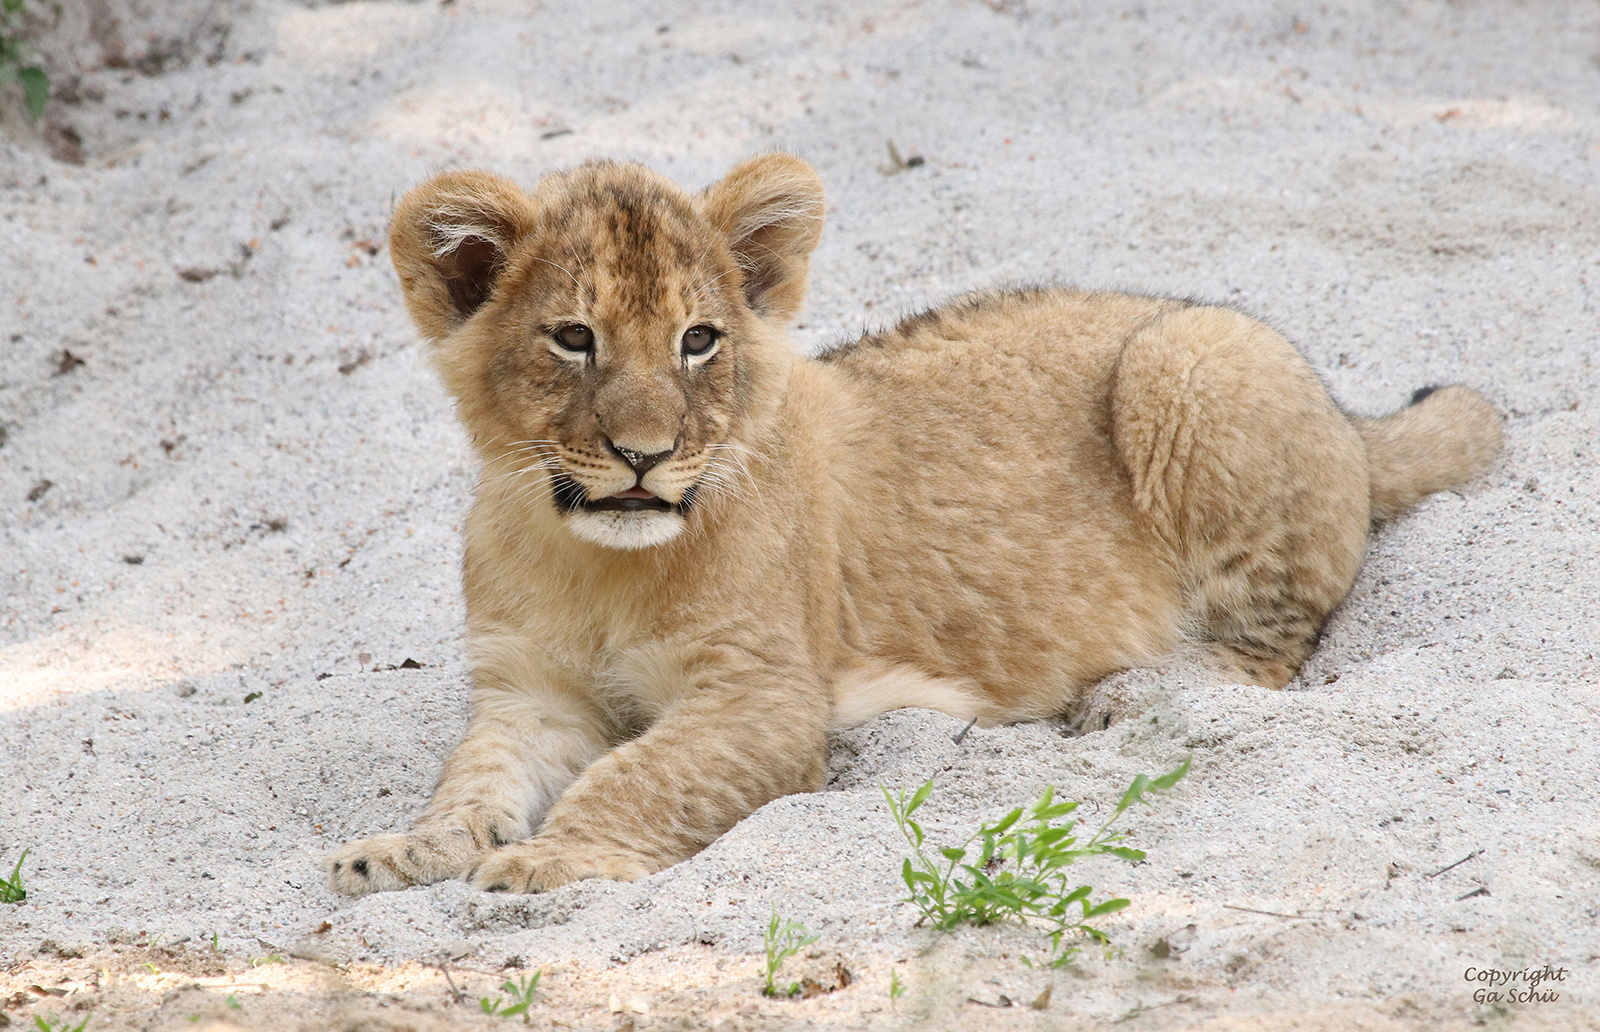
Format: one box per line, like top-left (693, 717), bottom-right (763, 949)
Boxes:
top-left (565, 510), bottom-right (687, 550)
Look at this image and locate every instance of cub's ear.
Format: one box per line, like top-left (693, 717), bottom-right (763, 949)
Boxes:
top-left (697, 153), bottom-right (825, 323)
top-left (388, 170), bottom-right (538, 341)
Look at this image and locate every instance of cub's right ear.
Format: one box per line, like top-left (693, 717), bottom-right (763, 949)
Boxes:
top-left (388, 171), bottom-right (537, 341)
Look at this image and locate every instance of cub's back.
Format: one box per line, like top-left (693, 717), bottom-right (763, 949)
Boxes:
top-left (816, 287), bottom-right (1186, 512)
top-left (820, 287), bottom-right (1178, 381)
top-left (811, 288), bottom-right (1189, 710)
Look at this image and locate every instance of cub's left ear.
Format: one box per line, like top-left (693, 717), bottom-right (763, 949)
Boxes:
top-left (388, 170), bottom-right (538, 341)
top-left (698, 153), bottom-right (825, 323)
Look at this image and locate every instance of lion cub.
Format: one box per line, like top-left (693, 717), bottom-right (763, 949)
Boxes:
top-left (327, 155), bottom-right (1500, 895)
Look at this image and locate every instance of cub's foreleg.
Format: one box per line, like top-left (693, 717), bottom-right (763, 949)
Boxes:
top-left (469, 650), bottom-right (829, 893)
top-left (326, 688), bottom-right (609, 896)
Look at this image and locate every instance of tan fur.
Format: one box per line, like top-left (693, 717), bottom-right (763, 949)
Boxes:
top-left (1354, 386), bottom-right (1503, 521)
top-left (326, 155), bottom-right (1502, 896)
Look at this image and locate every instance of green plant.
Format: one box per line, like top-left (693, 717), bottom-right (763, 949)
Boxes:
top-left (32, 1013), bottom-right (89, 1032)
top-left (479, 972), bottom-right (541, 1022)
top-left (888, 967), bottom-right (906, 1007)
top-left (1, 848), bottom-right (27, 903)
top-left (224, 995), bottom-right (241, 1011)
top-left (0, 0), bottom-right (49, 121)
top-left (760, 904), bottom-right (818, 998)
top-left (249, 953), bottom-right (283, 967)
top-left (884, 758), bottom-right (1189, 965)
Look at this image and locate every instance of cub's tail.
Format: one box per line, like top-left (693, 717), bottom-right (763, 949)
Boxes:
top-left (1352, 385), bottom-right (1502, 523)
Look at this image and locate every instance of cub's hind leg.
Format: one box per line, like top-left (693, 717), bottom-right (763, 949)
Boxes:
top-left (1110, 304), bottom-right (1369, 688)
top-left (326, 686), bottom-right (609, 896)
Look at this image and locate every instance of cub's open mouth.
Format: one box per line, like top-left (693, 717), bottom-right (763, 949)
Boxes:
top-left (584, 492), bottom-right (673, 513)
top-left (550, 472), bottom-right (696, 515)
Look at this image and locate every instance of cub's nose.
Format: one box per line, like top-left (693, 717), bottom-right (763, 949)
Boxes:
top-left (604, 438), bottom-right (674, 477)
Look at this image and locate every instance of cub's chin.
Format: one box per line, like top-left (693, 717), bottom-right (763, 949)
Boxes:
top-left (565, 509), bottom-right (688, 550)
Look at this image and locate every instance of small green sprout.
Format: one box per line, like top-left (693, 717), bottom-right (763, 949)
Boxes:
top-left (479, 971), bottom-right (541, 1022)
top-left (888, 967), bottom-right (906, 1007)
top-left (248, 953), bottom-right (283, 967)
top-left (884, 758), bottom-right (1189, 966)
top-left (0, 0), bottom-right (50, 121)
top-left (1, 848), bottom-right (28, 903)
top-left (32, 1014), bottom-right (90, 1032)
top-left (761, 904), bottom-right (818, 998)
top-left (224, 995), bottom-right (242, 1011)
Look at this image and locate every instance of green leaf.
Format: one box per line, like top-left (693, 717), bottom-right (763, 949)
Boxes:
top-left (1114, 773), bottom-right (1152, 815)
top-left (906, 780), bottom-right (933, 815)
top-left (1084, 897), bottom-right (1132, 918)
top-left (20, 65), bottom-right (48, 121)
top-left (1033, 828), bottom-right (1075, 849)
top-left (2, 848), bottom-right (27, 904)
top-left (1151, 756), bottom-right (1191, 790)
top-left (938, 846), bottom-right (966, 863)
top-left (989, 807), bottom-right (1023, 835)
top-left (1105, 846), bottom-right (1146, 862)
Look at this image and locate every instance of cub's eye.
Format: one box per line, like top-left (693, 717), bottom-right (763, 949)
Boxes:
top-left (681, 325), bottom-right (719, 357)
top-left (553, 324), bottom-right (594, 353)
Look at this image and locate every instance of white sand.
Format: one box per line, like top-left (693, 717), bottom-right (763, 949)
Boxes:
top-left (2, 0), bottom-right (1597, 1028)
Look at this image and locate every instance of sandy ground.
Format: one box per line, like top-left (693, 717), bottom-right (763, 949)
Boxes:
top-left (2, 0), bottom-right (1598, 1028)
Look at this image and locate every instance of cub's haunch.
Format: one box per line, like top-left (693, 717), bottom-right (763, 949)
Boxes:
top-left (326, 155), bottom-right (1501, 896)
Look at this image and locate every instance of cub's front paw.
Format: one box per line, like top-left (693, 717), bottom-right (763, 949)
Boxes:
top-left (468, 838), bottom-right (653, 893)
top-left (326, 832), bottom-right (473, 896)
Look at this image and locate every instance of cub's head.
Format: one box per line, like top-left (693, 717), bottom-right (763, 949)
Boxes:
top-left (388, 155), bottom-right (825, 550)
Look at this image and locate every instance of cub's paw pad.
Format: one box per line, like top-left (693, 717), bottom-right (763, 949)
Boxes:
top-left (468, 841), bottom-right (651, 894)
top-left (326, 834), bottom-right (450, 896)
